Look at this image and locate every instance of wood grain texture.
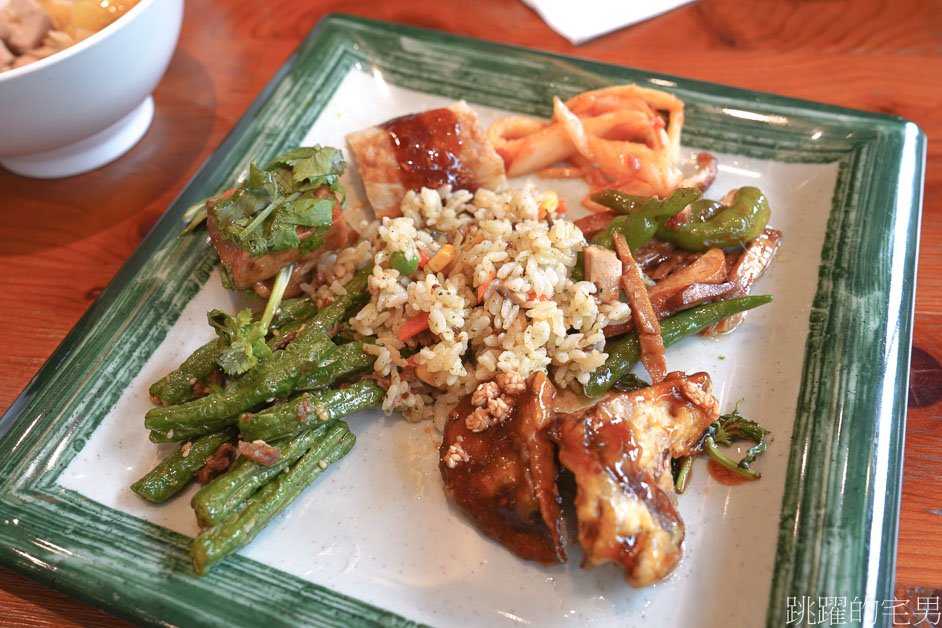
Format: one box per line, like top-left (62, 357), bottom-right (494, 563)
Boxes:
top-left (0, 0), bottom-right (938, 624)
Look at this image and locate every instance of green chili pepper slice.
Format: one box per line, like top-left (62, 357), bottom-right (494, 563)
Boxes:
top-left (591, 187), bottom-right (701, 254)
top-left (390, 250), bottom-right (420, 275)
top-left (657, 186), bottom-right (770, 251)
top-left (571, 251), bottom-right (585, 281)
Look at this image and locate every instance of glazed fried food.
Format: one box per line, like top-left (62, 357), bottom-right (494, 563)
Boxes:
top-left (555, 371), bottom-right (719, 587)
top-left (209, 195), bottom-right (356, 296)
top-left (205, 147), bottom-right (356, 295)
top-left (347, 101), bottom-right (506, 218)
top-left (439, 371), bottom-right (565, 565)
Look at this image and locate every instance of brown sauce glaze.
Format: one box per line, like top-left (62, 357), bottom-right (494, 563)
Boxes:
top-left (554, 387), bottom-right (596, 415)
top-left (439, 372), bottom-right (565, 565)
top-left (381, 108), bottom-right (479, 192)
top-left (559, 405), bottom-right (682, 543)
top-left (554, 372), bottom-right (718, 586)
top-left (707, 458), bottom-right (753, 486)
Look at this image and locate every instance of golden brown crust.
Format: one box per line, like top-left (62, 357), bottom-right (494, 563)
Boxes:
top-left (208, 187), bottom-right (353, 292)
top-left (555, 372), bottom-right (718, 587)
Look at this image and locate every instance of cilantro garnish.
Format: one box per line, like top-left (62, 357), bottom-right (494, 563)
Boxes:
top-left (208, 308), bottom-right (273, 375)
top-left (207, 263), bottom-right (293, 375)
top-left (207, 146), bottom-right (346, 256)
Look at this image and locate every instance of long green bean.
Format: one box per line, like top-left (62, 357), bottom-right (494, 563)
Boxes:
top-left (583, 295), bottom-right (773, 397)
top-left (305, 265), bottom-right (372, 335)
top-left (145, 267), bottom-right (375, 440)
top-left (144, 331), bottom-right (336, 442)
top-left (148, 339), bottom-right (221, 407)
top-left (190, 423), bottom-right (355, 575)
top-left (297, 340), bottom-right (376, 390)
top-left (269, 297), bottom-right (318, 331)
top-left (147, 297), bottom-right (320, 407)
top-left (239, 380), bottom-right (383, 443)
top-left (131, 427), bottom-right (238, 503)
top-left (191, 422), bottom-right (338, 527)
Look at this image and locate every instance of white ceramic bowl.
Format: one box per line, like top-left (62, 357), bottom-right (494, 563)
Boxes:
top-left (0, 0), bottom-right (183, 178)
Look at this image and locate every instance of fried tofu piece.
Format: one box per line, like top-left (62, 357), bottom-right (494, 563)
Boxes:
top-left (347, 101), bottom-right (506, 218)
top-left (555, 371), bottom-right (718, 587)
top-left (207, 186), bottom-right (356, 294)
top-left (439, 371), bottom-right (565, 565)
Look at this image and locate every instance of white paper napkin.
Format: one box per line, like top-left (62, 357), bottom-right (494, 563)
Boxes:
top-left (522, 0), bottom-right (696, 45)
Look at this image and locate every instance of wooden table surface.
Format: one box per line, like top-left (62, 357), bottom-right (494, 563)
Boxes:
top-left (1, 0), bottom-right (939, 625)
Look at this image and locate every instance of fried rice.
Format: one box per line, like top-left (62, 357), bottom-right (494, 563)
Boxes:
top-left (304, 183), bottom-right (631, 429)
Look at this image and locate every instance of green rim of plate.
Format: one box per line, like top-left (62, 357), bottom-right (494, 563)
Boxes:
top-left (0, 14), bottom-right (924, 627)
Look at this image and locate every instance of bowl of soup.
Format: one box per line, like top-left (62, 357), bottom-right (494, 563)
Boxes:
top-left (0, 0), bottom-right (183, 178)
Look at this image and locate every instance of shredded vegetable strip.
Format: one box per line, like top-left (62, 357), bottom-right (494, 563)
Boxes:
top-left (613, 233), bottom-right (666, 383)
top-left (488, 84), bottom-right (686, 208)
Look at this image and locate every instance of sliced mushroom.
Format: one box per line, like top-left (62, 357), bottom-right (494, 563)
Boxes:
top-left (702, 228), bottom-right (782, 335)
top-left (648, 247), bottom-right (727, 317)
top-left (664, 281), bottom-right (735, 315)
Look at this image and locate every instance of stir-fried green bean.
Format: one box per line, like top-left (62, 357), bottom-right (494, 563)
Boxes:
top-left (144, 267), bottom-right (373, 442)
top-left (297, 340), bottom-right (376, 391)
top-left (144, 332), bottom-right (336, 442)
top-left (239, 380), bottom-right (383, 443)
top-left (305, 265), bottom-right (371, 335)
top-left (131, 427), bottom-right (238, 503)
top-left (191, 422), bottom-right (335, 528)
top-left (584, 295), bottom-right (773, 397)
top-left (147, 297), bottom-right (320, 407)
top-left (269, 297), bottom-right (318, 332)
top-left (147, 339), bottom-right (222, 407)
top-left (190, 423), bottom-right (355, 575)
